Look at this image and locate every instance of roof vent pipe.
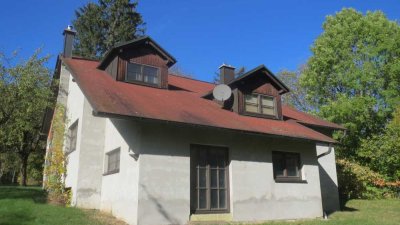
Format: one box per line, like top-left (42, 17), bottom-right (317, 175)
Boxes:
top-left (62, 25), bottom-right (76, 58)
top-left (219, 63), bottom-right (235, 84)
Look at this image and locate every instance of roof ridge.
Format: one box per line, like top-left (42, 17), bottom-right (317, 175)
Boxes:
top-left (168, 73), bottom-right (215, 85)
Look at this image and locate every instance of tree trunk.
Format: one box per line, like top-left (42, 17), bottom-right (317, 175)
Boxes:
top-left (12, 169), bottom-right (16, 184)
top-left (21, 155), bottom-right (28, 186)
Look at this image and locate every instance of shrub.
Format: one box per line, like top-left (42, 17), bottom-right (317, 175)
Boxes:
top-left (337, 159), bottom-right (398, 201)
top-left (43, 104), bottom-right (70, 205)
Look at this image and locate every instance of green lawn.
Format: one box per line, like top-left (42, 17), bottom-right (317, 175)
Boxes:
top-left (259, 199), bottom-right (400, 225)
top-left (0, 186), bottom-right (126, 225)
top-left (0, 186), bottom-right (399, 225)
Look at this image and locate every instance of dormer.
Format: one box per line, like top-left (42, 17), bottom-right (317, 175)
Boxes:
top-left (204, 65), bottom-right (289, 120)
top-left (98, 36), bottom-right (176, 88)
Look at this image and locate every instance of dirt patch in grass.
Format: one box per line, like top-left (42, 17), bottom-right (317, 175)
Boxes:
top-left (84, 209), bottom-right (129, 225)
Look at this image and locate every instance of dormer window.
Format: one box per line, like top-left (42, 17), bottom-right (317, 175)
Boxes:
top-left (245, 93), bottom-right (276, 116)
top-left (126, 62), bottom-right (159, 85)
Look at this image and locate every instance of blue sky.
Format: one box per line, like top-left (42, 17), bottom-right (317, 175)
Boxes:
top-left (0, 0), bottom-right (399, 82)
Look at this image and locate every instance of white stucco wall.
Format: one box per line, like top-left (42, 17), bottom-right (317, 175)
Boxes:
top-left (100, 119), bottom-right (141, 225)
top-left (75, 98), bottom-right (106, 208)
top-left (136, 122), bottom-right (323, 225)
top-left (317, 143), bottom-right (340, 213)
top-left (63, 66), bottom-right (85, 206)
top-left (61, 65), bottom-right (106, 209)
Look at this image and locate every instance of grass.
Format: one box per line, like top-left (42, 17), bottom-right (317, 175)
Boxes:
top-left (0, 186), bottom-right (126, 225)
top-left (0, 186), bottom-right (399, 225)
top-left (258, 199), bottom-right (400, 225)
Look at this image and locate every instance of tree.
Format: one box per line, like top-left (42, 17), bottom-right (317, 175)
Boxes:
top-left (73, 0), bottom-right (145, 58)
top-left (300, 9), bottom-right (400, 158)
top-left (358, 106), bottom-right (400, 181)
top-left (0, 50), bottom-right (52, 186)
top-left (276, 66), bottom-right (313, 112)
top-left (0, 152), bottom-right (20, 184)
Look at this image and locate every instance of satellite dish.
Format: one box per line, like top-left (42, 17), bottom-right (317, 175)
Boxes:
top-left (213, 84), bottom-right (232, 101)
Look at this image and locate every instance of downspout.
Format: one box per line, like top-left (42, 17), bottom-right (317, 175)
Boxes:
top-left (317, 143), bottom-right (333, 158)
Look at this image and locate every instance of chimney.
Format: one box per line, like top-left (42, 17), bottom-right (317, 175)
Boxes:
top-left (62, 25), bottom-right (76, 58)
top-left (219, 64), bottom-right (235, 84)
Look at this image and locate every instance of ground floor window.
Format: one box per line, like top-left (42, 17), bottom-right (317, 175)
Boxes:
top-left (272, 151), bottom-right (302, 182)
top-left (104, 148), bottom-right (120, 175)
top-left (190, 145), bottom-right (229, 213)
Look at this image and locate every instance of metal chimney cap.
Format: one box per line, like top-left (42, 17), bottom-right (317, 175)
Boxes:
top-left (219, 63), bottom-right (235, 69)
top-left (63, 25), bottom-right (77, 35)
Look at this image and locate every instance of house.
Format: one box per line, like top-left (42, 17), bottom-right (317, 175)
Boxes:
top-left (43, 26), bottom-right (344, 225)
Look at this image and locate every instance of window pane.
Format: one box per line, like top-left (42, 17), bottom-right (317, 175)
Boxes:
top-left (210, 169), bottom-right (218, 188)
top-left (143, 66), bottom-right (158, 84)
top-left (245, 104), bottom-right (258, 113)
top-left (286, 156), bottom-right (299, 177)
top-left (219, 169), bottom-right (226, 188)
top-left (261, 96), bottom-right (274, 107)
top-left (262, 107), bottom-right (275, 116)
top-left (69, 122), bottom-right (78, 152)
top-left (211, 189), bottom-right (218, 209)
top-left (209, 154), bottom-right (218, 168)
top-left (198, 151), bottom-right (207, 167)
top-left (107, 149), bottom-right (120, 173)
top-left (199, 168), bottom-right (207, 188)
top-left (219, 190), bottom-right (226, 208)
top-left (273, 153), bottom-right (285, 177)
top-left (245, 94), bottom-right (258, 104)
top-left (199, 189), bottom-right (207, 209)
top-left (127, 63), bottom-right (142, 81)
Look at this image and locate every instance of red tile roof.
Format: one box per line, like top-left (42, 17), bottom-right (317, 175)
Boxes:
top-left (63, 57), bottom-right (338, 143)
top-left (168, 73), bottom-right (345, 130)
top-left (282, 105), bottom-right (345, 130)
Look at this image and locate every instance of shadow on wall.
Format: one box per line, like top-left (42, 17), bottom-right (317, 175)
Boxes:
top-left (140, 184), bottom-right (180, 224)
top-left (318, 163), bottom-right (343, 215)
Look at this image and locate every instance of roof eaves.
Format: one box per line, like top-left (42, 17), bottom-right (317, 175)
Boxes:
top-left (297, 121), bottom-right (347, 130)
top-left (93, 110), bottom-right (337, 144)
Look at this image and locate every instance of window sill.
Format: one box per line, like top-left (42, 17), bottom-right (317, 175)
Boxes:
top-left (190, 212), bottom-right (232, 222)
top-left (274, 178), bottom-right (307, 184)
top-left (241, 111), bottom-right (280, 120)
top-left (103, 169), bottom-right (119, 176)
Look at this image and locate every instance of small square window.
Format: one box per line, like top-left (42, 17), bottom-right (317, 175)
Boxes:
top-left (104, 148), bottom-right (120, 175)
top-left (66, 120), bottom-right (78, 154)
top-left (272, 151), bottom-right (302, 182)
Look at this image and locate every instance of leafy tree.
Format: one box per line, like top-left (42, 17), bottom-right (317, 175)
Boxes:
top-left (277, 66), bottom-right (313, 112)
top-left (0, 152), bottom-right (20, 184)
top-left (358, 107), bottom-right (400, 181)
top-left (73, 0), bottom-right (145, 58)
top-left (0, 50), bottom-right (52, 186)
top-left (300, 9), bottom-right (400, 158)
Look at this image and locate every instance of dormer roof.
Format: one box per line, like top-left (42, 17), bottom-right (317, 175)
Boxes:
top-left (98, 36), bottom-right (177, 70)
top-left (203, 64), bottom-right (290, 99)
